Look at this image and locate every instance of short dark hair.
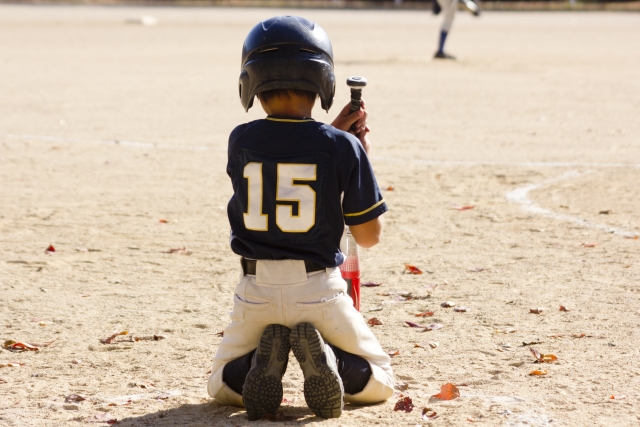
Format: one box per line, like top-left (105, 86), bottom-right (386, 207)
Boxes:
top-left (258, 89), bottom-right (317, 105)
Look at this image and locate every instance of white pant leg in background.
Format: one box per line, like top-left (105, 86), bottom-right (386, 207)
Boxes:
top-left (436, 0), bottom-right (459, 32)
top-left (207, 259), bottom-right (394, 407)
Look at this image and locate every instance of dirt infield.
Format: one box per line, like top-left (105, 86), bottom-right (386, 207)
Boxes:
top-left (1, 5), bottom-right (639, 426)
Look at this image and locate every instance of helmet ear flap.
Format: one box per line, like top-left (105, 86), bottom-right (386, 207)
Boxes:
top-left (239, 70), bottom-right (252, 112)
top-left (321, 76), bottom-right (336, 112)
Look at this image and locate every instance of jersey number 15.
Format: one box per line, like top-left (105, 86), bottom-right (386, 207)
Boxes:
top-left (243, 162), bottom-right (317, 233)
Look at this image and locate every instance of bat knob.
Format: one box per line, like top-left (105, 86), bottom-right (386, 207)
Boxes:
top-left (347, 76), bottom-right (367, 88)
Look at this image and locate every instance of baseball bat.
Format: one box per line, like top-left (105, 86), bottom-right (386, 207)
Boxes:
top-left (346, 76), bottom-right (367, 132)
top-left (340, 76), bottom-right (368, 311)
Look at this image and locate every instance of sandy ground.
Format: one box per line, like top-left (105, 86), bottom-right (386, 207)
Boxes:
top-left (1, 5), bottom-right (639, 427)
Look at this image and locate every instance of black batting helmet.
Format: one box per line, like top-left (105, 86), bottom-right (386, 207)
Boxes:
top-left (239, 16), bottom-right (335, 112)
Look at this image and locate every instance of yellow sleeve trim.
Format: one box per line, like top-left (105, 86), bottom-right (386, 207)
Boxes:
top-left (344, 199), bottom-right (386, 217)
top-left (266, 117), bottom-right (315, 123)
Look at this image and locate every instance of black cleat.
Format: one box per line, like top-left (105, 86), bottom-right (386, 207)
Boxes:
top-left (290, 323), bottom-right (344, 419)
top-left (242, 324), bottom-right (291, 421)
top-left (434, 51), bottom-right (456, 60)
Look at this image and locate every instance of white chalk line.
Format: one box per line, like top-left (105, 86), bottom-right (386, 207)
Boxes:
top-left (3, 133), bottom-right (225, 152)
top-left (506, 170), bottom-right (639, 238)
top-left (4, 134), bottom-right (640, 169)
top-left (4, 133), bottom-right (639, 238)
top-left (371, 155), bottom-right (640, 169)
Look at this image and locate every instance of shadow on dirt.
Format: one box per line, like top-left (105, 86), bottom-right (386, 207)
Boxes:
top-left (114, 400), bottom-right (353, 426)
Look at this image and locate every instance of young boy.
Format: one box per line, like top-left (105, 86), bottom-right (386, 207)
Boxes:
top-left (207, 16), bottom-right (394, 420)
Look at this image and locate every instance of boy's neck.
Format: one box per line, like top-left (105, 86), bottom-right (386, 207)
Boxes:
top-left (259, 96), bottom-right (314, 119)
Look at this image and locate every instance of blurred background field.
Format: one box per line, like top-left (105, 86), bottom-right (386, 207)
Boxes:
top-left (1, 3), bottom-right (639, 427)
top-left (2, 0), bottom-right (640, 10)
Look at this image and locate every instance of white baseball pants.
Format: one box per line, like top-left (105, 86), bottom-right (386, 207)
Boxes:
top-left (207, 259), bottom-right (394, 407)
top-left (436, 0), bottom-right (459, 32)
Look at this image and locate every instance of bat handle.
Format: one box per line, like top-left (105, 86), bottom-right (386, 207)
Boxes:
top-left (349, 88), bottom-right (363, 132)
top-left (349, 88), bottom-right (362, 114)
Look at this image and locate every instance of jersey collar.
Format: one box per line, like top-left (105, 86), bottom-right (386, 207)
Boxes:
top-left (265, 115), bottom-right (315, 123)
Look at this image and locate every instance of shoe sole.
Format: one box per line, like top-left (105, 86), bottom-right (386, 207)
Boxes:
top-left (243, 325), bottom-right (291, 421)
top-left (290, 323), bottom-right (344, 419)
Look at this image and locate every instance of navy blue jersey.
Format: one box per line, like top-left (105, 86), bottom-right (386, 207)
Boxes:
top-left (226, 117), bottom-right (387, 268)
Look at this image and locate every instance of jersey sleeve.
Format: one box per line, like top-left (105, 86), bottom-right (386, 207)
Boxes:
top-left (341, 137), bottom-right (388, 226)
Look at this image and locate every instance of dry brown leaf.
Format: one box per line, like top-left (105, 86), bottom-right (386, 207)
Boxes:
top-left (396, 382), bottom-right (409, 391)
top-left (415, 342), bottom-right (439, 349)
top-left (99, 330), bottom-right (129, 344)
top-left (454, 306), bottom-right (469, 312)
top-left (415, 311), bottom-right (435, 317)
top-left (361, 282), bottom-right (382, 287)
top-left (65, 394), bottom-right (86, 402)
top-left (406, 321), bottom-right (424, 328)
top-left (548, 334), bottom-right (564, 338)
top-left (425, 324), bottom-right (443, 331)
top-left (529, 369), bottom-right (548, 376)
top-left (610, 395), bottom-right (626, 400)
top-left (559, 305), bottom-right (571, 312)
top-left (380, 291), bottom-right (413, 298)
top-left (441, 301), bottom-right (456, 308)
top-left (582, 242), bottom-right (597, 248)
top-left (529, 308), bottom-right (545, 314)
top-left (384, 186), bottom-right (395, 191)
top-left (403, 264), bottom-right (423, 274)
top-left (162, 247), bottom-right (192, 255)
top-left (158, 219), bottom-right (168, 223)
top-left (45, 244), bottom-right (56, 253)
top-left (431, 383), bottom-right (460, 400)
top-left (2, 341), bottom-right (40, 352)
top-left (368, 318), bottom-right (383, 326)
top-left (623, 235), bottom-right (638, 240)
top-left (422, 408), bottom-right (439, 420)
top-left (393, 396), bottom-right (414, 412)
top-left (0, 362), bottom-right (26, 368)
top-left (451, 205), bottom-right (474, 211)
top-left (27, 338), bottom-right (58, 348)
top-left (133, 335), bottom-right (166, 342)
top-left (157, 392), bottom-right (177, 400)
top-left (530, 347), bottom-right (558, 363)
top-left (530, 347), bottom-right (542, 360)
top-left (387, 350), bottom-right (400, 357)
top-left (107, 399), bottom-right (132, 406)
top-left (215, 330), bottom-right (224, 337)
top-left (87, 413), bottom-right (117, 424)
top-left (572, 333), bottom-right (594, 338)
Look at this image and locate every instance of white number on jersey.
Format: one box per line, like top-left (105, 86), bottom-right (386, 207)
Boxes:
top-left (242, 162), bottom-right (317, 233)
